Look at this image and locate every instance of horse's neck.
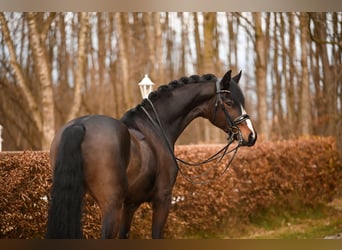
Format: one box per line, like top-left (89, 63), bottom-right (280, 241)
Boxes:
top-left (154, 82), bottom-right (214, 144)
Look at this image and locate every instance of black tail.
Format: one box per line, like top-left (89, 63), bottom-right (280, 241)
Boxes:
top-left (46, 124), bottom-right (86, 238)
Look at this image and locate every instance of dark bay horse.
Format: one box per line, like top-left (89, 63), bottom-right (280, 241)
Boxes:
top-left (46, 70), bottom-right (257, 239)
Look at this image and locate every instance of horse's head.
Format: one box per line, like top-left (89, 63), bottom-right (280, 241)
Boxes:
top-left (207, 70), bottom-right (257, 147)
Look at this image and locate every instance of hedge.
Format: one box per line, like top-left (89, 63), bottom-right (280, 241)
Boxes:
top-left (0, 137), bottom-right (341, 238)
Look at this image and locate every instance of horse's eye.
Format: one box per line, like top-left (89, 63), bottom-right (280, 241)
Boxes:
top-left (222, 94), bottom-right (233, 106)
top-left (225, 100), bottom-right (233, 106)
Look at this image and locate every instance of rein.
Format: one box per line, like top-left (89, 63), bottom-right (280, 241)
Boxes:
top-left (138, 80), bottom-right (248, 184)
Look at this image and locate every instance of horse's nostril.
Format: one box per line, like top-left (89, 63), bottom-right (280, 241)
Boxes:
top-left (248, 132), bottom-right (257, 146)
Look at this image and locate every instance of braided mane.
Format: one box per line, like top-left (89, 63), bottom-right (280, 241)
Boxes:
top-left (142, 73), bottom-right (217, 106)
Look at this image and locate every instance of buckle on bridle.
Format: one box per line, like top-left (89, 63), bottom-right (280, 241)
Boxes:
top-left (230, 126), bottom-right (240, 134)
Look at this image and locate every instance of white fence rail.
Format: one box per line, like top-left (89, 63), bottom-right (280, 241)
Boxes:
top-left (0, 125), bottom-right (3, 152)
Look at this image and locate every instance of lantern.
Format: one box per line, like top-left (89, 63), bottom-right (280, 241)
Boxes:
top-left (138, 74), bottom-right (154, 99)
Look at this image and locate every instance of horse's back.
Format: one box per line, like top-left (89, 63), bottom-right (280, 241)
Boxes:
top-left (80, 114), bottom-right (131, 154)
top-left (51, 115), bottom-right (130, 163)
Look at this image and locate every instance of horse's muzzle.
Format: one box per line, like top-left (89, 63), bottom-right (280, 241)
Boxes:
top-left (235, 130), bottom-right (257, 147)
top-left (244, 131), bottom-right (257, 147)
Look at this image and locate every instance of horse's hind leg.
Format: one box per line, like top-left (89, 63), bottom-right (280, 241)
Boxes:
top-left (100, 197), bottom-right (124, 238)
top-left (86, 165), bottom-right (128, 239)
top-left (95, 172), bottom-right (128, 239)
top-left (119, 203), bottom-right (139, 239)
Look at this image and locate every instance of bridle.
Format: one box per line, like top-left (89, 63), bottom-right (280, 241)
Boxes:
top-left (139, 79), bottom-right (250, 184)
top-left (214, 80), bottom-right (250, 140)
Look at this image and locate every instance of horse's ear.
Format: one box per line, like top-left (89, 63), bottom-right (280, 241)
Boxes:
top-left (232, 70), bottom-right (242, 84)
top-left (221, 70), bottom-right (232, 89)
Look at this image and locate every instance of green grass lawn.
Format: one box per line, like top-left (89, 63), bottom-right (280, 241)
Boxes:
top-left (232, 197), bottom-right (342, 239)
top-left (184, 197), bottom-right (342, 239)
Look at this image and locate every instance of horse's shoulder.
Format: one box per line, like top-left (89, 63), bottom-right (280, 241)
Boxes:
top-left (129, 128), bottom-right (145, 141)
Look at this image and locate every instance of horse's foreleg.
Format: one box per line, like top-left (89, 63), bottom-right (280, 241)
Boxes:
top-left (118, 203), bottom-right (139, 239)
top-left (151, 193), bottom-right (172, 239)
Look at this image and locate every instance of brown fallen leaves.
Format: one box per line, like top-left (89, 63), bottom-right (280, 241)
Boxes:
top-left (0, 137), bottom-right (341, 238)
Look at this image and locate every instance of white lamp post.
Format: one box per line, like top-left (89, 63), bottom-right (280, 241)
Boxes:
top-left (0, 124), bottom-right (3, 152)
top-left (138, 74), bottom-right (154, 99)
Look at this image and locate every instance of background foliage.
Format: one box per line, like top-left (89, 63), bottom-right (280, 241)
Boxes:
top-left (0, 137), bottom-right (340, 239)
top-left (0, 12), bottom-right (341, 152)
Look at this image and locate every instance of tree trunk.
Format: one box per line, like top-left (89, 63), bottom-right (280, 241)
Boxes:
top-left (271, 13), bottom-right (284, 138)
top-left (143, 12), bottom-right (156, 78)
top-left (253, 12), bottom-right (269, 140)
top-left (66, 12), bottom-right (89, 122)
top-left (115, 12), bottom-right (131, 114)
top-left (226, 13), bottom-right (238, 72)
top-left (179, 13), bottom-right (186, 76)
top-left (97, 12), bottom-right (106, 114)
top-left (299, 13), bottom-right (311, 136)
top-left (286, 13), bottom-right (297, 137)
top-left (203, 12), bottom-right (216, 74)
top-left (0, 13), bottom-right (42, 132)
top-left (310, 13), bottom-right (337, 136)
top-left (26, 12), bottom-right (55, 149)
top-left (193, 12), bottom-right (203, 73)
top-left (203, 12), bottom-right (217, 142)
top-left (153, 12), bottom-right (164, 84)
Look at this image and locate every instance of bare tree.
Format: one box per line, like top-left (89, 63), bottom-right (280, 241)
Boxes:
top-left (114, 12), bottom-right (132, 114)
top-left (253, 12), bottom-right (269, 140)
top-left (66, 12), bottom-right (89, 122)
top-left (26, 12), bottom-right (57, 149)
top-left (0, 13), bottom-right (42, 130)
top-left (153, 12), bottom-right (164, 84)
top-left (299, 13), bottom-right (311, 136)
top-left (193, 12), bottom-right (203, 73)
top-left (270, 13), bottom-right (284, 138)
top-left (203, 12), bottom-right (216, 75)
top-left (0, 13), bottom-right (56, 149)
top-left (1, 12), bottom-right (342, 150)
top-left (226, 12), bottom-right (238, 73)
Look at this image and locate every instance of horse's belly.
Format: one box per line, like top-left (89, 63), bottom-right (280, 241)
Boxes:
top-left (125, 167), bottom-right (155, 203)
top-left (124, 131), bottom-right (157, 203)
